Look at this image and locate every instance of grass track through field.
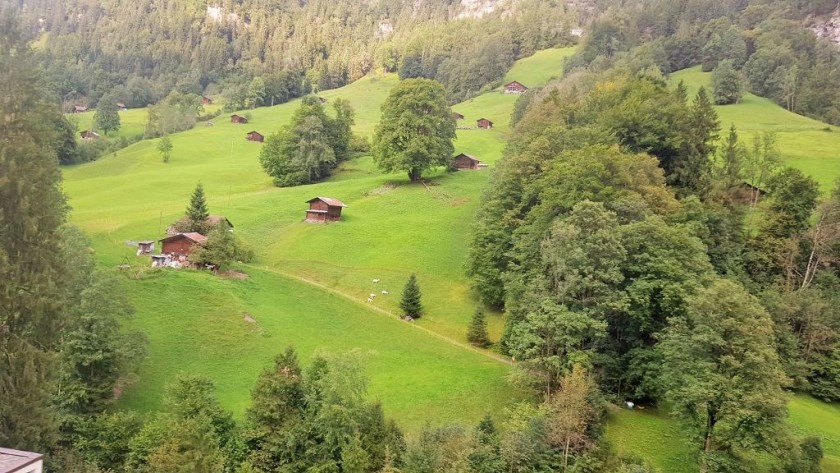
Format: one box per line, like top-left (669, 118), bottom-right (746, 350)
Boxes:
top-left (242, 263), bottom-right (514, 366)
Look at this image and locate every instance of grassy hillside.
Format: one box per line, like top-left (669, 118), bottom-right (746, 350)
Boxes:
top-left (605, 394), bottom-right (840, 473)
top-left (61, 47), bottom-right (575, 431)
top-left (671, 67), bottom-right (840, 191)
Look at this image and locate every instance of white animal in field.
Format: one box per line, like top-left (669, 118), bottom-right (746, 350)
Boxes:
top-left (382, 290), bottom-right (389, 295)
top-left (372, 278), bottom-right (380, 283)
top-left (626, 401), bottom-right (635, 409)
top-left (370, 293), bottom-right (376, 298)
top-left (366, 298), bottom-right (373, 303)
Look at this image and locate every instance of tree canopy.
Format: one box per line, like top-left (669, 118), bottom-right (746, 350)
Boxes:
top-left (372, 78), bottom-right (456, 181)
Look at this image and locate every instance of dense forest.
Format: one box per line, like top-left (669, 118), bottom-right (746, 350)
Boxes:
top-left (14, 0), bottom-right (577, 108)
top-left (2, 0), bottom-right (840, 471)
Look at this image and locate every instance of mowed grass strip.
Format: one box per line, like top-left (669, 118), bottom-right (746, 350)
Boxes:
top-left (671, 66), bottom-right (840, 191)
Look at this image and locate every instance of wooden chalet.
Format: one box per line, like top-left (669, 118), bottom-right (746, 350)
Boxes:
top-left (202, 95), bottom-right (213, 105)
top-left (159, 232), bottom-right (207, 257)
top-left (231, 114), bottom-right (248, 124)
top-left (504, 81), bottom-right (528, 94)
top-left (116, 102), bottom-right (127, 110)
top-left (305, 197), bottom-right (347, 223)
top-left (451, 111), bottom-right (465, 120)
top-left (73, 105), bottom-right (88, 113)
top-left (735, 182), bottom-right (769, 205)
top-left (0, 447), bottom-right (43, 473)
top-left (477, 118), bottom-right (493, 129)
top-left (80, 130), bottom-right (100, 140)
top-left (453, 153), bottom-right (481, 170)
top-left (246, 131), bottom-right (264, 142)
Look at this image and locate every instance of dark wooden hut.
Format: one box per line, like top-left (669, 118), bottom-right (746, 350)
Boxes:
top-left (305, 197), bottom-right (347, 223)
top-left (246, 131), bottom-right (264, 142)
top-left (504, 81), bottom-right (529, 94)
top-left (453, 153), bottom-right (481, 170)
top-left (231, 114), bottom-right (248, 124)
top-left (159, 232), bottom-right (207, 257)
top-left (477, 118), bottom-right (493, 129)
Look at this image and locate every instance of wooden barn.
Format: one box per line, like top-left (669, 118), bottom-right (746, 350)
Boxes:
top-left (305, 197), bottom-right (347, 223)
top-left (202, 95), bottom-right (213, 105)
top-left (116, 102), bottom-right (127, 110)
top-left (451, 111), bottom-right (465, 120)
top-left (477, 118), bottom-right (493, 129)
top-left (453, 153), bottom-right (481, 170)
top-left (80, 130), bottom-right (100, 140)
top-left (504, 81), bottom-right (528, 94)
top-left (246, 131), bottom-right (264, 142)
top-left (159, 232), bottom-right (207, 257)
top-left (231, 114), bottom-right (248, 124)
top-left (73, 105), bottom-right (88, 113)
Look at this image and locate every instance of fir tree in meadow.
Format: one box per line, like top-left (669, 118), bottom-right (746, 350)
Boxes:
top-left (186, 183), bottom-right (210, 233)
top-left (467, 310), bottom-right (491, 348)
top-left (399, 274), bottom-right (423, 318)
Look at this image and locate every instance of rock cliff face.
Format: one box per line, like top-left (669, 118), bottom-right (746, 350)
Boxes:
top-left (810, 9), bottom-right (840, 44)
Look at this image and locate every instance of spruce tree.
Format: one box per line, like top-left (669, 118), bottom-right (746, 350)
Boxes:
top-left (399, 274), bottom-right (423, 318)
top-left (467, 310), bottom-right (491, 348)
top-left (0, 20), bottom-right (70, 452)
top-left (185, 183), bottom-right (210, 233)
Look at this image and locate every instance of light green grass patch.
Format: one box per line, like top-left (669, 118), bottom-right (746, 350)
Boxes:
top-left (604, 405), bottom-right (695, 473)
top-left (504, 47), bottom-right (575, 88)
top-left (671, 67), bottom-right (840, 191)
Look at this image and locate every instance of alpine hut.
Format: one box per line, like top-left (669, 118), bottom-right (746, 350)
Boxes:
top-left (305, 197), bottom-right (347, 223)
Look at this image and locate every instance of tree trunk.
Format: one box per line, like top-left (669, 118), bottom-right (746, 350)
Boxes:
top-left (701, 410), bottom-right (716, 473)
top-left (408, 168), bottom-right (421, 181)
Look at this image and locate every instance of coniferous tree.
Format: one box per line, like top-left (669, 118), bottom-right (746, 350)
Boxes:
top-left (185, 183), bottom-right (210, 233)
top-left (467, 310), bottom-right (491, 348)
top-left (399, 274), bottom-right (423, 318)
top-left (0, 19), bottom-right (71, 452)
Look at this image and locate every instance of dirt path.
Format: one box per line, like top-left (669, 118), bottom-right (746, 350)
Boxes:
top-left (241, 263), bottom-right (514, 366)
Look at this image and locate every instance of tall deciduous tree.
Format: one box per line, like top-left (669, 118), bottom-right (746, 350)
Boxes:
top-left (94, 92), bottom-right (121, 135)
top-left (712, 59), bottom-right (745, 105)
top-left (372, 78), bottom-right (456, 181)
top-left (657, 279), bottom-right (788, 472)
top-left (0, 20), bottom-right (70, 452)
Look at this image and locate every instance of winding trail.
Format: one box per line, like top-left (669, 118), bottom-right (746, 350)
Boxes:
top-left (242, 263), bottom-right (514, 366)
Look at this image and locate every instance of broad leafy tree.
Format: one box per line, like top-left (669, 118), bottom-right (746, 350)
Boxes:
top-left (712, 59), bottom-right (745, 105)
top-left (372, 78), bottom-right (456, 181)
top-left (657, 279), bottom-right (789, 472)
top-left (94, 92), bottom-right (121, 135)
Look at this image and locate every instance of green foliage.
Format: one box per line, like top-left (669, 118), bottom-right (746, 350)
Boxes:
top-left (190, 221), bottom-right (253, 271)
top-left (244, 348), bottom-right (405, 473)
top-left (764, 167), bottom-right (820, 238)
top-left (185, 183), bottom-right (210, 233)
top-left (157, 135), bottom-right (173, 163)
top-left (712, 60), bottom-right (745, 105)
top-left (657, 279), bottom-right (789, 470)
top-left (372, 78), bottom-right (456, 181)
top-left (259, 96), bottom-right (354, 187)
top-left (94, 93), bottom-right (121, 135)
top-left (0, 21), bottom-right (70, 452)
top-left (466, 310), bottom-right (491, 348)
top-left (400, 274), bottom-right (423, 318)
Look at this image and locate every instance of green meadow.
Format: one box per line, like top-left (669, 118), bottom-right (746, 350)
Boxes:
top-left (62, 48), bottom-right (574, 431)
top-left (672, 67), bottom-right (840, 191)
top-left (61, 47), bottom-right (839, 457)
